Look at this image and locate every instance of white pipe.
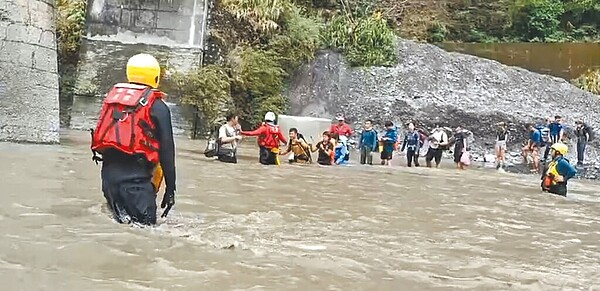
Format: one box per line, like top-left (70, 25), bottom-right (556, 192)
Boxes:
top-left (198, 0), bottom-right (209, 66)
top-left (188, 0), bottom-right (198, 46)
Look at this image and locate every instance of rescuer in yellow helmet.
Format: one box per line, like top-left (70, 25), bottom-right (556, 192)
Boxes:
top-left (90, 53), bottom-right (177, 225)
top-left (541, 143), bottom-right (577, 196)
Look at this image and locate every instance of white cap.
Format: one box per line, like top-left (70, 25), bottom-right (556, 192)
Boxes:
top-left (264, 112), bottom-right (276, 122)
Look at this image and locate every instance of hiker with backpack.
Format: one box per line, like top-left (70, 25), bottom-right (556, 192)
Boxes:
top-left (90, 53), bottom-right (176, 225)
top-left (280, 128), bottom-right (311, 164)
top-left (425, 125), bottom-right (449, 168)
top-left (522, 124), bottom-right (543, 173)
top-left (217, 113), bottom-right (243, 164)
top-left (536, 118), bottom-right (552, 162)
top-left (574, 121), bottom-right (594, 167)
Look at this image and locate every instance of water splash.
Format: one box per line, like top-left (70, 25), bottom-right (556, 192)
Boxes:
top-left (188, 0), bottom-right (199, 46)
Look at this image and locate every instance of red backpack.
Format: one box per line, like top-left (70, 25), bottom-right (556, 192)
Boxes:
top-left (90, 83), bottom-right (161, 164)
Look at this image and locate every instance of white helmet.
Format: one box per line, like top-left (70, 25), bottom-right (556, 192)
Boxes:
top-left (264, 111), bottom-right (276, 122)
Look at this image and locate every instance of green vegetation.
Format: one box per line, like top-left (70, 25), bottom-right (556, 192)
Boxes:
top-left (321, 11), bottom-right (396, 66)
top-left (54, 0), bottom-right (600, 130)
top-left (171, 65), bottom-right (233, 128)
top-left (56, 0), bottom-right (86, 65)
top-left (170, 0), bottom-right (397, 131)
top-left (55, 0), bottom-right (87, 127)
top-left (573, 68), bottom-right (600, 94)
top-left (384, 0), bottom-right (600, 43)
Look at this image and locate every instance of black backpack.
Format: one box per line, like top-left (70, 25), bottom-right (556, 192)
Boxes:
top-left (584, 123), bottom-right (595, 141)
top-left (204, 127), bottom-right (220, 158)
top-left (439, 132), bottom-right (450, 151)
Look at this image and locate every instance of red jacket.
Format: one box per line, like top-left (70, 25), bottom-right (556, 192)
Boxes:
top-left (329, 123), bottom-right (353, 137)
top-left (242, 123), bottom-right (287, 149)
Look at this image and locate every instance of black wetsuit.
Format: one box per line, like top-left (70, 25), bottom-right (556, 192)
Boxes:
top-left (101, 99), bottom-right (176, 225)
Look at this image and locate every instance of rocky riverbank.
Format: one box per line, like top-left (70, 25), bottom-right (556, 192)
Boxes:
top-left (286, 38), bottom-right (600, 179)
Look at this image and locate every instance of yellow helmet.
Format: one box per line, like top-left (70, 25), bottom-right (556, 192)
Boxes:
top-left (550, 143), bottom-right (568, 155)
top-left (126, 53), bottom-right (161, 88)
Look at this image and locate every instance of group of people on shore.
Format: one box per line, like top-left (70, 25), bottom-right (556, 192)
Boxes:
top-left (89, 53), bottom-right (586, 227)
top-left (521, 116), bottom-right (594, 172)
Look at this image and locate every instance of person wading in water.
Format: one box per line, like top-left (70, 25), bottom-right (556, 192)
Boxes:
top-left (541, 143), bottom-right (577, 196)
top-left (91, 53), bottom-right (176, 225)
top-left (241, 112), bottom-right (287, 165)
top-left (400, 122), bottom-right (420, 167)
top-left (329, 114), bottom-right (353, 162)
top-left (279, 128), bottom-right (311, 164)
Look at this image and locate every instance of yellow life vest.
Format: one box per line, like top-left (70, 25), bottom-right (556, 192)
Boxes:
top-left (271, 147), bottom-right (280, 165)
top-left (151, 164), bottom-right (164, 193)
top-left (543, 159), bottom-right (560, 189)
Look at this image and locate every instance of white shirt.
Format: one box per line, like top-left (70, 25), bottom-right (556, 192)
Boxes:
top-left (429, 130), bottom-right (448, 149)
top-left (218, 123), bottom-right (238, 150)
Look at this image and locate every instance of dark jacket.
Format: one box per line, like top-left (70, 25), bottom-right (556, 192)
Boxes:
top-left (401, 131), bottom-right (420, 152)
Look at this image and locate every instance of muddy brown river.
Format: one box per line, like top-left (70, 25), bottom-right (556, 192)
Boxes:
top-left (1, 130), bottom-right (599, 290)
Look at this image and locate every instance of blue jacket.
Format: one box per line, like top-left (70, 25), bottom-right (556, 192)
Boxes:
top-left (549, 122), bottom-right (563, 138)
top-left (530, 129), bottom-right (542, 146)
top-left (555, 157), bottom-right (577, 181)
top-left (401, 131), bottom-right (420, 151)
top-left (335, 142), bottom-right (349, 165)
top-left (359, 129), bottom-right (378, 151)
top-left (382, 127), bottom-right (398, 152)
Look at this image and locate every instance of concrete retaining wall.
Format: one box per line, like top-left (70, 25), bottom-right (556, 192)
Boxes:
top-left (0, 0), bottom-right (60, 143)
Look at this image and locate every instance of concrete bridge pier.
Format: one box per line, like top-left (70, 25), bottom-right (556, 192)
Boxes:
top-left (0, 0), bottom-right (60, 143)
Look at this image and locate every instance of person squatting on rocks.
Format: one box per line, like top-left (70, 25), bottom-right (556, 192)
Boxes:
top-left (311, 131), bottom-right (335, 166)
top-left (217, 113), bottom-right (243, 164)
top-left (379, 121), bottom-right (398, 166)
top-left (574, 120), bottom-right (593, 167)
top-left (358, 119), bottom-right (378, 165)
top-left (522, 124), bottom-right (542, 173)
top-left (241, 112), bottom-right (287, 165)
top-left (541, 143), bottom-right (577, 196)
top-left (91, 53), bottom-right (176, 225)
top-left (329, 114), bottom-right (353, 162)
top-left (495, 122), bottom-right (509, 170)
top-left (279, 128), bottom-right (311, 164)
top-left (426, 126), bottom-right (449, 168)
top-left (400, 122), bottom-right (420, 167)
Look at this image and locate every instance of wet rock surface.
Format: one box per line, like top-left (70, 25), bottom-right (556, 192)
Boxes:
top-left (286, 39), bottom-right (600, 180)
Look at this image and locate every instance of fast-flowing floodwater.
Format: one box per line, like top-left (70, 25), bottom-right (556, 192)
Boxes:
top-left (1, 130), bottom-right (599, 290)
top-left (439, 42), bottom-right (600, 80)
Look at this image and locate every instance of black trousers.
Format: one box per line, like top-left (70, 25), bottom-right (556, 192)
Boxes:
top-left (407, 149), bottom-right (420, 167)
top-left (103, 178), bottom-right (157, 225)
top-left (344, 145), bottom-right (350, 161)
top-left (259, 146), bottom-right (277, 165)
top-left (577, 141), bottom-right (586, 164)
top-left (426, 148), bottom-right (443, 165)
top-left (217, 148), bottom-right (237, 163)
